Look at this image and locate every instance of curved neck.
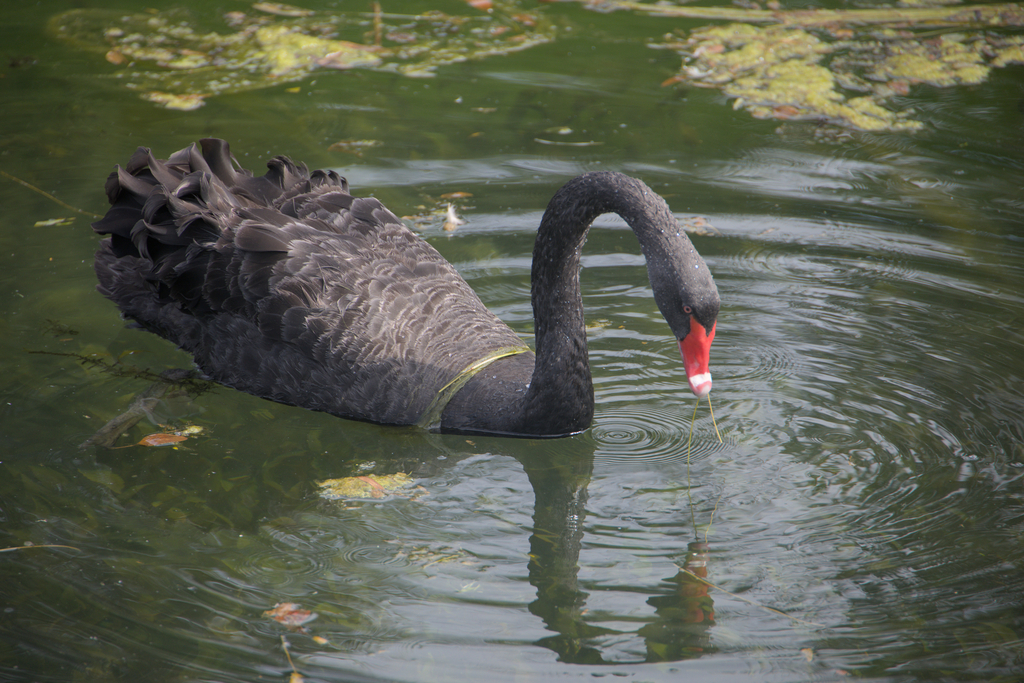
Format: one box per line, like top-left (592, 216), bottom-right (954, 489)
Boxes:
top-left (523, 172), bottom-right (680, 435)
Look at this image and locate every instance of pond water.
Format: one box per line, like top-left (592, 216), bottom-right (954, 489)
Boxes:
top-left (2, 1), bottom-right (1023, 681)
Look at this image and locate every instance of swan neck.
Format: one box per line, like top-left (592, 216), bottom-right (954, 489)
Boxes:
top-left (525, 172), bottom-right (670, 433)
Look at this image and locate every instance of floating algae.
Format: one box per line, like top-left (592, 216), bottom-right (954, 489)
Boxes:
top-left (49, 1), bottom-right (1024, 126)
top-left (662, 21), bottom-right (1024, 132)
top-left (317, 473), bottom-right (417, 501)
top-left (864, 33), bottom-right (990, 87)
top-left (50, 2), bottom-right (553, 109)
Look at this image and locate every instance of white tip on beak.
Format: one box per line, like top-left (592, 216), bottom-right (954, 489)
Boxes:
top-left (688, 372), bottom-right (712, 398)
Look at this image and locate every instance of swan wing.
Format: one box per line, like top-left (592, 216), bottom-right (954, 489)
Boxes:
top-left (94, 140), bottom-right (524, 425)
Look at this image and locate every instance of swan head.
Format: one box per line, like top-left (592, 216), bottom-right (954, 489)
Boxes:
top-left (646, 243), bottom-right (719, 398)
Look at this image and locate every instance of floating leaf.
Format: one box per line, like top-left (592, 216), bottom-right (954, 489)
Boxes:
top-left (33, 217), bottom-right (74, 227)
top-left (317, 473), bottom-right (415, 500)
top-left (137, 433), bottom-right (188, 447)
top-left (109, 425), bottom-right (203, 449)
top-left (105, 49), bottom-right (127, 65)
top-left (265, 602), bottom-right (318, 627)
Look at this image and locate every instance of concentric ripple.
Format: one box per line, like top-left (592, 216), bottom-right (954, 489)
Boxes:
top-left (590, 404), bottom-right (728, 465)
top-left (235, 544), bottom-right (332, 591)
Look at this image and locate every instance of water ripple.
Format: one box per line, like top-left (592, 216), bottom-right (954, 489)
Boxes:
top-left (236, 544), bottom-right (333, 591)
top-left (590, 405), bottom-right (727, 466)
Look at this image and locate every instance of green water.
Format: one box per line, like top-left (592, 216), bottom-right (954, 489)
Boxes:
top-left (2, 1), bottom-right (1023, 681)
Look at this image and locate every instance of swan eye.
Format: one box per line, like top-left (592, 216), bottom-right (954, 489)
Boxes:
top-left (683, 305), bottom-right (692, 314)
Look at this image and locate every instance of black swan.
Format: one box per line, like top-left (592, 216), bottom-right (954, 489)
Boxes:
top-left (92, 139), bottom-right (719, 437)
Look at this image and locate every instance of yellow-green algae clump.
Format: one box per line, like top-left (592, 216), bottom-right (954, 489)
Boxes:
top-left (668, 20), bottom-right (1024, 132)
top-left (50, 3), bottom-right (553, 110)
top-left (317, 473), bottom-right (416, 501)
top-left (868, 34), bottom-right (989, 86)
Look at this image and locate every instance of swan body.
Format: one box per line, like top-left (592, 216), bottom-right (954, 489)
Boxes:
top-left (93, 139), bottom-right (719, 437)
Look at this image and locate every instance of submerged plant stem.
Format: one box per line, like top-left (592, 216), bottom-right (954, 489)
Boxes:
top-left (708, 395), bottom-right (722, 443)
top-left (686, 398), bottom-right (699, 532)
top-left (0, 169), bottom-right (101, 218)
top-left (704, 493), bottom-right (722, 544)
top-left (281, 636), bottom-right (300, 677)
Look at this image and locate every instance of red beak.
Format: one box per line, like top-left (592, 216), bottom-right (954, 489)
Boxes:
top-left (678, 318), bottom-right (716, 397)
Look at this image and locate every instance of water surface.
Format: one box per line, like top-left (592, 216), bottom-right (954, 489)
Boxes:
top-left (1, 1), bottom-right (1023, 681)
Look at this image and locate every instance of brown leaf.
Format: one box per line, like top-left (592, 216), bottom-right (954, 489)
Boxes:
top-left (317, 473), bottom-right (415, 500)
top-left (356, 475), bottom-right (387, 497)
top-left (137, 433), bottom-right (188, 447)
top-left (773, 105), bottom-right (802, 119)
top-left (264, 603), bottom-right (318, 627)
top-left (888, 80), bottom-right (910, 95)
